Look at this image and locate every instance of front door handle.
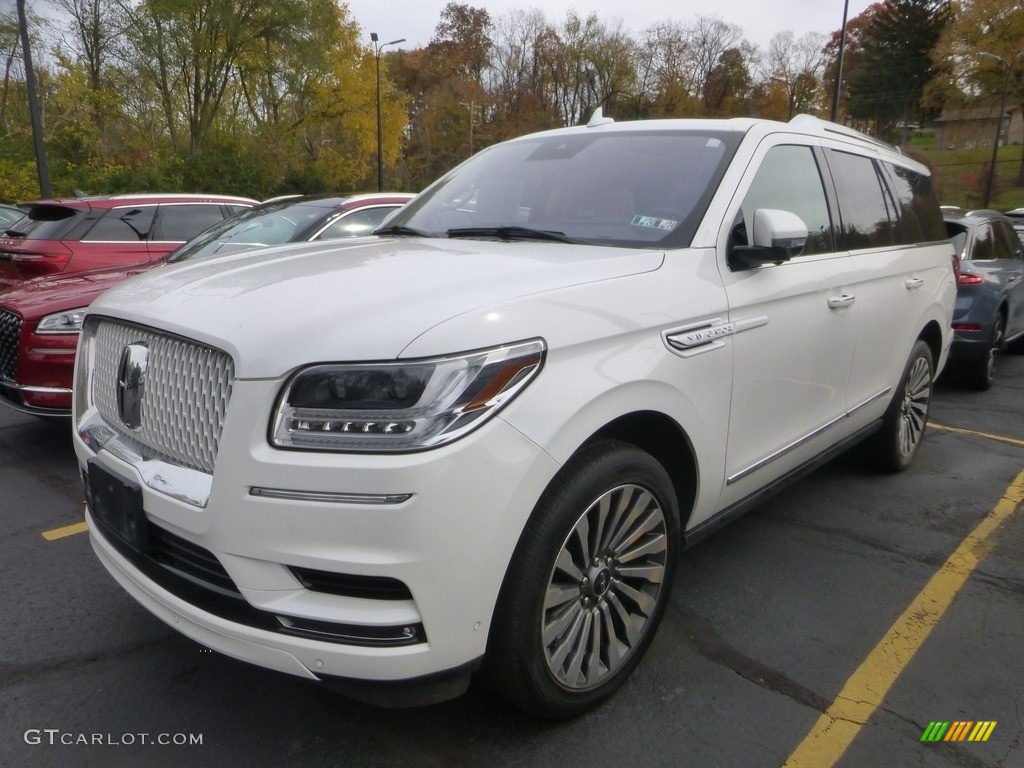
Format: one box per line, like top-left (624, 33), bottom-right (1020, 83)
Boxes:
top-left (827, 293), bottom-right (856, 309)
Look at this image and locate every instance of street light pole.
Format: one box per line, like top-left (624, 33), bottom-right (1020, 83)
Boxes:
top-left (371, 32), bottom-right (405, 192)
top-left (979, 50), bottom-right (1024, 209)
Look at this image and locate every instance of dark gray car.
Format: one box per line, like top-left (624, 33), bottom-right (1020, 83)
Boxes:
top-left (0, 203), bottom-right (25, 230)
top-left (944, 207), bottom-right (1024, 389)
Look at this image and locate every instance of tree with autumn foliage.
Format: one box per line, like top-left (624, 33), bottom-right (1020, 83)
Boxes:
top-left (391, 3), bottom-right (494, 190)
top-left (929, 0), bottom-right (1024, 185)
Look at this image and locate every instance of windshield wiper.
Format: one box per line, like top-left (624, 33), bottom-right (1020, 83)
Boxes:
top-left (446, 226), bottom-right (575, 243)
top-left (374, 224), bottom-right (431, 237)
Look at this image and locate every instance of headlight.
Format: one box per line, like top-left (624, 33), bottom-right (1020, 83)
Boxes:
top-left (271, 339), bottom-right (545, 452)
top-left (37, 308), bottom-right (88, 334)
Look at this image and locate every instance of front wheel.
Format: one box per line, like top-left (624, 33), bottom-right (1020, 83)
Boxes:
top-left (860, 339), bottom-right (934, 472)
top-left (480, 440), bottom-right (680, 719)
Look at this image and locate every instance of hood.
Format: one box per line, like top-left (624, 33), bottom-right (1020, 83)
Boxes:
top-left (0, 263), bottom-right (162, 319)
top-left (88, 237), bottom-right (664, 377)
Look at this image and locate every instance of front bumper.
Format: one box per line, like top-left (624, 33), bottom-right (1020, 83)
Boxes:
top-left (0, 323), bottom-right (76, 415)
top-left (0, 378), bottom-right (73, 416)
top-left (74, 378), bottom-right (560, 694)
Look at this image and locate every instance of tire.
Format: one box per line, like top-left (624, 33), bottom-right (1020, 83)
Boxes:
top-left (480, 440), bottom-right (680, 719)
top-left (966, 315), bottom-right (1004, 391)
top-left (860, 339), bottom-right (934, 473)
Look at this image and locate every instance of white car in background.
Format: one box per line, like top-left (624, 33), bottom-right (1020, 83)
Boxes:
top-left (72, 112), bottom-right (956, 718)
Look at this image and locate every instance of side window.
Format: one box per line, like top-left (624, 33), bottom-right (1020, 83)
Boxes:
top-left (154, 204), bottom-right (226, 242)
top-left (828, 151), bottom-right (895, 249)
top-left (992, 221), bottom-right (1020, 260)
top-left (82, 207), bottom-right (155, 242)
top-left (315, 207), bottom-right (398, 240)
top-left (884, 163), bottom-right (947, 244)
top-left (969, 225), bottom-right (994, 261)
top-left (738, 145), bottom-right (835, 256)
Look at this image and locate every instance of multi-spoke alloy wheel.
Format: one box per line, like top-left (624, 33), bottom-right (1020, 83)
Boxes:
top-left (970, 316), bottom-right (1003, 391)
top-left (481, 440), bottom-right (679, 719)
top-left (542, 483), bottom-right (669, 691)
top-left (897, 354), bottom-right (932, 459)
top-left (861, 339), bottom-right (934, 472)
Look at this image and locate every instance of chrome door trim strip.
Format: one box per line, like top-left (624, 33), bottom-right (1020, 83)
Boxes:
top-left (727, 387), bottom-right (891, 485)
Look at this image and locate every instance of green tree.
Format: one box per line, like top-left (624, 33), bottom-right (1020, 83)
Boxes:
top-left (123, 0), bottom-right (316, 155)
top-left (845, 0), bottom-right (952, 139)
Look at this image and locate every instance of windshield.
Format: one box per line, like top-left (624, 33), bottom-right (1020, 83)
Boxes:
top-left (168, 201), bottom-right (334, 262)
top-left (383, 129), bottom-right (740, 248)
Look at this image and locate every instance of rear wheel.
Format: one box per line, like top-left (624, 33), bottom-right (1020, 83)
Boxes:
top-left (481, 440), bottom-right (680, 719)
top-left (967, 315), bottom-right (1004, 390)
top-left (860, 339), bottom-right (934, 472)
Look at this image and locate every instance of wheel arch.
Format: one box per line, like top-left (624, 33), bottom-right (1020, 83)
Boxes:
top-left (580, 410), bottom-right (699, 532)
top-left (918, 318), bottom-right (945, 365)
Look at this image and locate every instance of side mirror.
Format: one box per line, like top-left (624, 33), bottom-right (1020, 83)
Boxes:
top-left (729, 208), bottom-right (808, 270)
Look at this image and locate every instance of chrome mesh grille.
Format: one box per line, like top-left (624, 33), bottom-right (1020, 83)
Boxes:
top-left (0, 309), bottom-right (20, 381)
top-left (91, 319), bottom-right (234, 473)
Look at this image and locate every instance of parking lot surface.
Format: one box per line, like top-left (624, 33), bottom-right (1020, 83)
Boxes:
top-left (2, 356), bottom-right (1022, 768)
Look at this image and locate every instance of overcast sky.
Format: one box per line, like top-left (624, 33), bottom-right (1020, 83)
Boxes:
top-left (345, 0), bottom-right (876, 51)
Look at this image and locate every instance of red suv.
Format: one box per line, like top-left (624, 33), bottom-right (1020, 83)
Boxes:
top-left (0, 193), bottom-right (257, 289)
top-left (0, 193), bottom-right (413, 416)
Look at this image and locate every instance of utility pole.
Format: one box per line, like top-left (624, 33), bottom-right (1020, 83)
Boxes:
top-left (17, 0), bottom-right (51, 198)
top-left (831, 0), bottom-right (850, 123)
top-left (459, 101), bottom-right (481, 157)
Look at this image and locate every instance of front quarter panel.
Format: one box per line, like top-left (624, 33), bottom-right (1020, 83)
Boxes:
top-left (401, 247), bottom-right (733, 529)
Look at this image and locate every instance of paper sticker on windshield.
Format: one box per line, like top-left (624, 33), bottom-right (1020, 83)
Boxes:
top-left (631, 215), bottom-right (678, 231)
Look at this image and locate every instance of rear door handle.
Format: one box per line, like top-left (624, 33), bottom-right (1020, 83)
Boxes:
top-left (905, 277), bottom-right (925, 290)
top-left (827, 294), bottom-right (856, 309)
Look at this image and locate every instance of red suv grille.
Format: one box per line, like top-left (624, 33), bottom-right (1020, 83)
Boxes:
top-left (0, 309), bottom-right (20, 381)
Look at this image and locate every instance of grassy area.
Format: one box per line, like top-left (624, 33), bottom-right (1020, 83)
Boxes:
top-left (907, 130), bottom-right (1024, 210)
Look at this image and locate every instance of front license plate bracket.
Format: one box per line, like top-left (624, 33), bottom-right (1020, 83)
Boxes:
top-left (85, 459), bottom-right (149, 553)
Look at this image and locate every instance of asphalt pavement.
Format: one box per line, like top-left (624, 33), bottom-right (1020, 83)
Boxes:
top-left (1, 354), bottom-right (1022, 768)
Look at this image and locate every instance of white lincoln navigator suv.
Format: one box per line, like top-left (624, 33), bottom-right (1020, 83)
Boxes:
top-left (72, 113), bottom-right (956, 718)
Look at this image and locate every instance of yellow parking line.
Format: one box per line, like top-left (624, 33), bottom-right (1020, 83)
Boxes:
top-left (930, 422), bottom-right (1024, 448)
top-left (41, 521), bottom-right (88, 541)
top-left (782, 466), bottom-right (1024, 767)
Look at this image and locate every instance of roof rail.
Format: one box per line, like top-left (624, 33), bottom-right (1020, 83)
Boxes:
top-left (788, 114), bottom-right (899, 153)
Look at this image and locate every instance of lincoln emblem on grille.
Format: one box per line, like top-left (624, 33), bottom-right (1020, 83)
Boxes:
top-left (117, 342), bottom-right (149, 429)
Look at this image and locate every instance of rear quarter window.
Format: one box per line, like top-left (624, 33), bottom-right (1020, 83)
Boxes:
top-left (884, 163), bottom-right (946, 244)
top-left (5, 204), bottom-right (86, 240)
